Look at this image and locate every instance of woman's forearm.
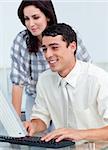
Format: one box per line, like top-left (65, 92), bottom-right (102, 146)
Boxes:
top-left (12, 85), bottom-right (23, 116)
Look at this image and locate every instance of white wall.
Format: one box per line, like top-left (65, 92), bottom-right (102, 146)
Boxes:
top-left (53, 0), bottom-right (108, 62)
top-left (0, 1), bottom-right (24, 68)
top-left (0, 0), bottom-right (108, 68)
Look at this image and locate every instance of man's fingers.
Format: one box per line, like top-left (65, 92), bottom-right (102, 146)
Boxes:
top-left (23, 121), bottom-right (30, 128)
top-left (56, 134), bottom-right (72, 142)
top-left (41, 129), bottom-right (65, 142)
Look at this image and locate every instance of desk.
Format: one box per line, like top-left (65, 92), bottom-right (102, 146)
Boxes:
top-left (0, 122), bottom-right (108, 150)
top-left (0, 141), bottom-right (108, 150)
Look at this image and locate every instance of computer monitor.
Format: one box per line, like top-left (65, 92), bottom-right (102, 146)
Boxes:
top-left (0, 90), bottom-right (27, 137)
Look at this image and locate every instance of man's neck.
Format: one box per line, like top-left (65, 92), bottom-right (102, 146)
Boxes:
top-left (59, 59), bottom-right (76, 78)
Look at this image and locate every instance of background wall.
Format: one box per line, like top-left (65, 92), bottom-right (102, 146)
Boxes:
top-left (53, 1), bottom-right (108, 63)
top-left (0, 0), bottom-right (108, 110)
top-left (0, 1), bottom-right (24, 68)
top-left (0, 0), bottom-right (108, 68)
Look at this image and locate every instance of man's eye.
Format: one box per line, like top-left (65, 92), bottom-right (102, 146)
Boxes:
top-left (52, 47), bottom-right (58, 50)
top-left (42, 48), bottom-right (47, 52)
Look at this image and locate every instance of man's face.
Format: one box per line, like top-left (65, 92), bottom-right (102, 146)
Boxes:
top-left (42, 35), bottom-right (76, 77)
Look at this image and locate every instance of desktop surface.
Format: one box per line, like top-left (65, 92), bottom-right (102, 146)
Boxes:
top-left (0, 140), bottom-right (108, 150)
top-left (0, 142), bottom-right (74, 150)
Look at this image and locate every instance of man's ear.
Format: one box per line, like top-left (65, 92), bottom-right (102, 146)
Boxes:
top-left (69, 41), bottom-right (77, 54)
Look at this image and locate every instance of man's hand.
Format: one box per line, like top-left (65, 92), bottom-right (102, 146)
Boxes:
top-left (24, 119), bottom-right (47, 136)
top-left (24, 121), bottom-right (37, 136)
top-left (41, 128), bottom-right (85, 142)
top-left (41, 127), bottom-right (108, 142)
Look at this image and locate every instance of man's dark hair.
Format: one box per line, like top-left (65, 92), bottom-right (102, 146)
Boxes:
top-left (42, 23), bottom-right (77, 54)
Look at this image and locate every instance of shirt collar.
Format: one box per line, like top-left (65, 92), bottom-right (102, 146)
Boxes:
top-left (57, 60), bottom-right (81, 88)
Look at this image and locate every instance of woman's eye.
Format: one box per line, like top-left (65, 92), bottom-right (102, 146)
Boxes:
top-left (33, 16), bottom-right (40, 20)
top-left (24, 17), bottom-right (29, 21)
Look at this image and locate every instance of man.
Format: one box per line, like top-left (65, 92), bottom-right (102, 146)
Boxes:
top-left (25, 23), bottom-right (108, 142)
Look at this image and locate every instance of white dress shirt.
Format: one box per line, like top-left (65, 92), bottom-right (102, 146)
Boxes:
top-left (31, 60), bottom-right (108, 130)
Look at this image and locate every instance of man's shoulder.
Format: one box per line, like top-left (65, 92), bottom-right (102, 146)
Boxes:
top-left (38, 69), bottom-right (58, 85)
top-left (89, 63), bottom-right (108, 78)
top-left (80, 61), bottom-right (108, 80)
top-left (39, 69), bottom-right (56, 78)
top-left (37, 70), bottom-right (59, 89)
top-left (78, 60), bottom-right (108, 77)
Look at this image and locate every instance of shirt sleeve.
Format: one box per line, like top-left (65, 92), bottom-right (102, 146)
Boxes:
top-left (31, 77), bottom-right (51, 128)
top-left (76, 31), bottom-right (92, 62)
top-left (10, 31), bottom-right (28, 86)
top-left (97, 75), bottom-right (108, 121)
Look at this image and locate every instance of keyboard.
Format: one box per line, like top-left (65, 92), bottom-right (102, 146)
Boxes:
top-left (0, 135), bottom-right (75, 148)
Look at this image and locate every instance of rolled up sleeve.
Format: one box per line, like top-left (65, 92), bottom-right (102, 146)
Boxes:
top-left (30, 80), bottom-right (51, 128)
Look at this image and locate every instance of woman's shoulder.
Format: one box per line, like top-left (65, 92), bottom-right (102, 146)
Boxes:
top-left (15, 29), bottom-right (28, 39)
top-left (11, 30), bottom-right (28, 53)
top-left (12, 30), bottom-right (28, 45)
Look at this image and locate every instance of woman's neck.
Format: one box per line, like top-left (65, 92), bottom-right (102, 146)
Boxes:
top-left (37, 35), bottom-right (42, 42)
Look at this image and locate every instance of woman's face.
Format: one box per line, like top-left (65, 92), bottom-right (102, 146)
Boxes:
top-left (23, 5), bottom-right (49, 38)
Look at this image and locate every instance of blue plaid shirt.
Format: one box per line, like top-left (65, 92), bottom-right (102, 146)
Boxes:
top-left (10, 30), bottom-right (91, 98)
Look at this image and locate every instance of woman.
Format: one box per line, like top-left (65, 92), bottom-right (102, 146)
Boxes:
top-left (10, 0), bottom-right (91, 120)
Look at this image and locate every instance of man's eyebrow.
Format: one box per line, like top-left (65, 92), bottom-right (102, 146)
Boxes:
top-left (49, 43), bottom-right (59, 46)
top-left (42, 43), bottom-right (59, 48)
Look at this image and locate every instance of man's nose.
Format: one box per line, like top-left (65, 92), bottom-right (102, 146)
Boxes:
top-left (45, 48), bottom-right (53, 58)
